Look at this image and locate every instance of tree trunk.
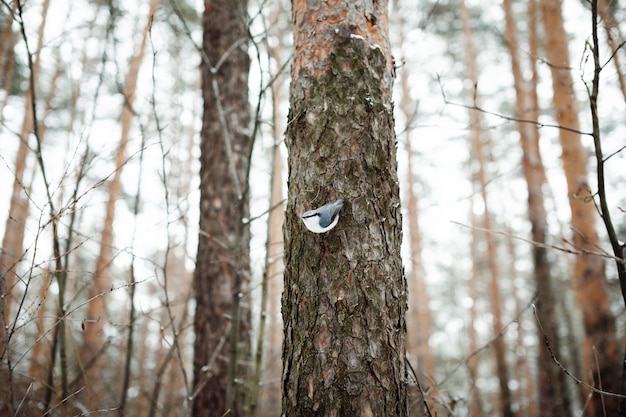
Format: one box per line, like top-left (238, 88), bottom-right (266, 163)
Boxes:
top-left (460, 1), bottom-right (513, 416)
top-left (468, 211), bottom-right (483, 417)
top-left (0, 9), bottom-right (15, 90)
top-left (397, 13), bottom-right (436, 383)
top-left (282, 1), bottom-right (407, 416)
top-left (506, 231), bottom-right (537, 417)
top-left (27, 270), bottom-right (53, 387)
top-left (249, 76), bottom-right (286, 416)
top-left (79, 0), bottom-right (158, 407)
top-left (396, 15), bottom-right (438, 412)
top-left (0, 0), bottom-right (50, 361)
top-left (192, 0), bottom-right (251, 416)
top-left (540, 0), bottom-right (621, 415)
top-left (502, 0), bottom-right (570, 414)
top-left (597, 0), bottom-right (626, 102)
top-left (254, 28), bottom-right (287, 416)
top-left (403, 116), bottom-right (437, 414)
top-left (0, 29), bottom-right (16, 119)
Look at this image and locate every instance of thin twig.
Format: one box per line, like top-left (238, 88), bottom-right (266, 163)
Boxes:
top-left (405, 359), bottom-right (434, 417)
top-left (437, 73), bottom-right (593, 136)
top-left (210, 75), bottom-right (243, 199)
top-left (148, 8), bottom-right (194, 411)
top-left (437, 296), bottom-right (537, 387)
top-left (13, 0), bottom-right (72, 406)
top-left (245, 199), bottom-right (286, 224)
top-left (451, 221), bottom-right (626, 266)
top-left (533, 305), bottom-right (626, 400)
top-left (585, 0), bottom-right (626, 307)
top-left (190, 321), bottom-right (233, 401)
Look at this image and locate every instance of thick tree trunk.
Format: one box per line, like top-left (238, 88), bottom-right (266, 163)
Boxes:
top-left (540, 1), bottom-right (621, 415)
top-left (192, 1), bottom-right (251, 416)
top-left (282, 1), bottom-right (407, 416)
top-left (502, 0), bottom-right (570, 415)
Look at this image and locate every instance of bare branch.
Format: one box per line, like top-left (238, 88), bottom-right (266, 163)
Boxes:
top-left (533, 305), bottom-right (626, 400)
top-left (190, 321), bottom-right (233, 401)
top-left (244, 198), bottom-right (286, 224)
top-left (451, 221), bottom-right (626, 266)
top-left (437, 73), bottom-right (593, 136)
top-left (585, 0), bottom-right (626, 306)
top-left (405, 359), bottom-right (434, 417)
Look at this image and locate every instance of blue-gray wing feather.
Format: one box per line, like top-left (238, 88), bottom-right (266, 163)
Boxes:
top-left (318, 199), bottom-right (344, 228)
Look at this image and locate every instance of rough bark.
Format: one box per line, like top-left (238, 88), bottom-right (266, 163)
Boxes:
top-left (192, 0), bottom-right (251, 416)
top-left (282, 1), bottom-right (407, 416)
top-left (502, 0), bottom-right (570, 415)
top-left (540, 0), bottom-right (621, 415)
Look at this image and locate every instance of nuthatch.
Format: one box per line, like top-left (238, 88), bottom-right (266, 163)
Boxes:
top-left (299, 198), bottom-right (344, 233)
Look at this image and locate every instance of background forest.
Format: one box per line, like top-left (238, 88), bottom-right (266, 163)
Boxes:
top-left (1, 0), bottom-right (625, 416)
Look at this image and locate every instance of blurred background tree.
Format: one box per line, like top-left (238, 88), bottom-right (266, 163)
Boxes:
top-left (0, 0), bottom-right (625, 416)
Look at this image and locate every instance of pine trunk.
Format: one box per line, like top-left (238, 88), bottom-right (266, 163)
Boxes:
top-left (502, 0), bottom-right (570, 414)
top-left (541, 1), bottom-right (621, 415)
top-left (192, 0), bottom-right (251, 415)
top-left (256, 38), bottom-right (287, 417)
top-left (597, 0), bottom-right (626, 101)
top-left (397, 13), bottom-right (435, 383)
top-left (461, 1), bottom-right (513, 415)
top-left (27, 270), bottom-right (53, 386)
top-left (468, 211), bottom-right (483, 417)
top-left (506, 232), bottom-right (537, 417)
top-left (79, 1), bottom-right (157, 407)
top-left (282, 1), bottom-right (407, 416)
top-left (404, 135), bottom-right (436, 391)
top-left (0, 0), bottom-right (50, 360)
top-left (0, 10), bottom-right (15, 86)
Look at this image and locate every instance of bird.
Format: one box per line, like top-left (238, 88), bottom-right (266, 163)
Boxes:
top-left (299, 198), bottom-right (345, 233)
